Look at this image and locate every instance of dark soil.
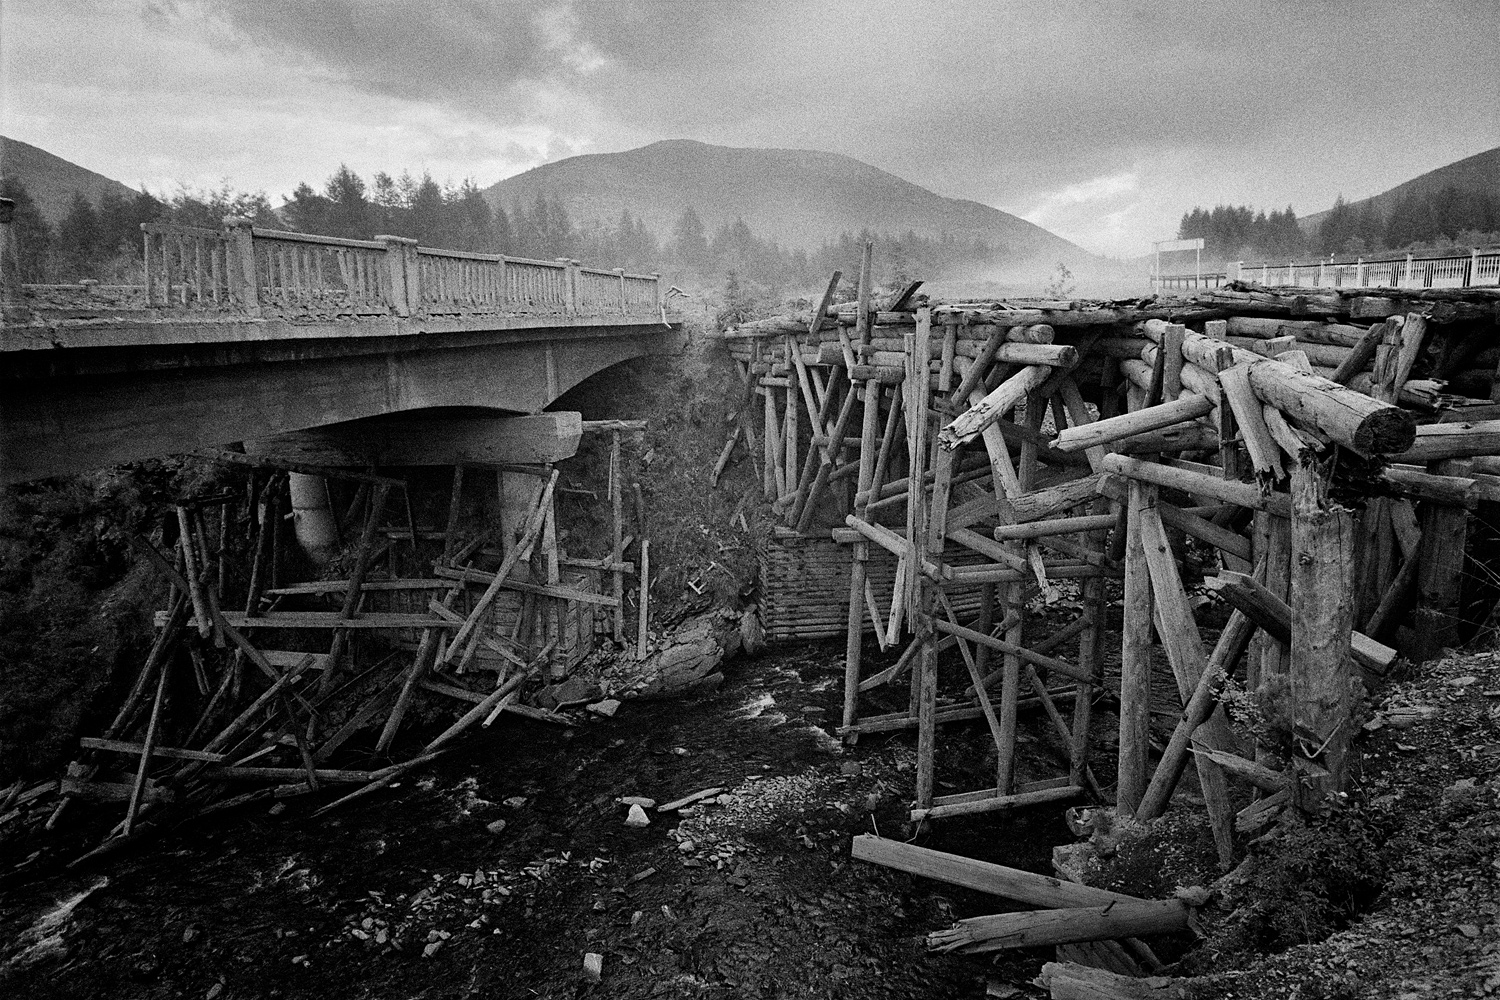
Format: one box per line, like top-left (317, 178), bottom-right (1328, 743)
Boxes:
top-left (0, 642), bottom-right (1082, 999)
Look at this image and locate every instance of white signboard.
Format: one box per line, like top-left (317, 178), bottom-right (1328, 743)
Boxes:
top-left (1153, 238), bottom-right (1205, 252)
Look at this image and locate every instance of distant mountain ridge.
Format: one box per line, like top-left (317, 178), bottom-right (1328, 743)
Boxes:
top-left (483, 139), bottom-right (1094, 267)
top-left (0, 135), bottom-right (139, 224)
top-left (1301, 145), bottom-right (1500, 232)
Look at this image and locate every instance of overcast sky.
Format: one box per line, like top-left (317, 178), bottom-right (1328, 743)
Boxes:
top-left (3, 0), bottom-right (1496, 257)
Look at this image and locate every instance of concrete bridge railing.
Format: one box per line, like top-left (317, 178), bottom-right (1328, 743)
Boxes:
top-left (137, 218), bottom-right (663, 320)
top-left (1154, 247), bottom-right (1500, 293)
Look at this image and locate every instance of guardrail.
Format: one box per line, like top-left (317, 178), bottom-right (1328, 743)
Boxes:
top-left (135, 217), bottom-right (663, 320)
top-left (1153, 248), bottom-right (1500, 293)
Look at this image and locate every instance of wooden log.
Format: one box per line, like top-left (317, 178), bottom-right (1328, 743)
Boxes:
top-left (122, 656), bottom-right (170, 836)
top-left (928, 899), bottom-right (1188, 954)
top-left (1289, 462), bottom-right (1358, 800)
top-left (929, 617), bottom-right (1091, 683)
top-left (1398, 420), bottom-right (1500, 462)
top-left (1225, 316), bottom-right (1372, 348)
top-left (1116, 424), bottom-right (1219, 455)
top-left (1117, 480), bottom-right (1154, 816)
top-left (1371, 314), bottom-right (1427, 405)
top-left (1036, 961), bottom-right (1190, 1000)
top-left (79, 738), bottom-right (225, 763)
top-left (1329, 319), bottom-right (1389, 386)
top-left (431, 565), bottom-right (616, 606)
top-left (321, 483), bottom-right (391, 692)
top-left (939, 365), bottom-right (1055, 448)
top-left (1097, 476), bottom-right (1252, 562)
top-left (1053, 395), bottom-right (1212, 454)
top-left (1210, 570), bottom-right (1396, 675)
top-left (1246, 357), bottom-right (1415, 455)
top-left (1136, 503), bottom-right (1236, 866)
top-left (1100, 455), bottom-right (1291, 515)
top-left (447, 470), bottom-right (558, 662)
top-left (637, 539), bottom-right (651, 659)
top-left (1137, 609), bottom-right (1256, 821)
top-left (1218, 365), bottom-right (1284, 480)
top-left (850, 835), bottom-right (1143, 907)
top-left (1411, 458), bottom-right (1471, 659)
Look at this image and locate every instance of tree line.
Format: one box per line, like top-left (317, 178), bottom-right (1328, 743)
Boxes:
top-left (1, 164), bottom-right (1007, 299)
top-left (1178, 186), bottom-right (1500, 263)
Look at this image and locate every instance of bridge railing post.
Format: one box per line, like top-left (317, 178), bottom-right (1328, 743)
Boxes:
top-left (614, 267), bottom-right (626, 313)
top-left (222, 216), bottom-right (261, 317)
top-left (378, 236), bottom-right (419, 317)
top-left (0, 197), bottom-right (24, 314)
top-left (652, 273), bottom-right (662, 315)
top-left (558, 258), bottom-right (579, 314)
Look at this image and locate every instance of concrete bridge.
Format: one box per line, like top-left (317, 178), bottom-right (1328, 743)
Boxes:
top-left (0, 211), bottom-right (683, 484)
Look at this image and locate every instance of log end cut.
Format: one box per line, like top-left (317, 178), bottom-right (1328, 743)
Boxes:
top-left (1354, 406), bottom-right (1417, 456)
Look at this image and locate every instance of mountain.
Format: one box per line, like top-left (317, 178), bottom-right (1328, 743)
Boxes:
top-left (1301, 145), bottom-right (1500, 232)
top-left (484, 139), bottom-right (1093, 267)
top-left (0, 135), bottom-right (139, 225)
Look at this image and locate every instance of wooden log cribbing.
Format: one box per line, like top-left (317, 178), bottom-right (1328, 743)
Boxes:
top-left (1136, 318), bottom-right (1415, 455)
top-left (928, 898), bottom-right (1189, 954)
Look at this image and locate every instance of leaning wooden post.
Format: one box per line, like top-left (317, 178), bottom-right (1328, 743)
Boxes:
top-left (176, 506), bottom-right (213, 639)
top-left (843, 379), bottom-right (882, 732)
top-left (1117, 480), bottom-right (1155, 815)
top-left (908, 308), bottom-right (937, 808)
top-left (1289, 460), bottom-right (1358, 807)
top-left (319, 484), bottom-right (391, 695)
top-left (122, 658), bottom-right (170, 837)
top-left (636, 539), bottom-right (651, 660)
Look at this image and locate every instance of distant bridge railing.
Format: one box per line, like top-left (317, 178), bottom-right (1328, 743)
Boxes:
top-left (1153, 247), bottom-right (1500, 294)
top-left (132, 217), bottom-right (663, 320)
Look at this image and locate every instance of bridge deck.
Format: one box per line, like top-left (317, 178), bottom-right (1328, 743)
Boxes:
top-left (0, 220), bottom-right (682, 482)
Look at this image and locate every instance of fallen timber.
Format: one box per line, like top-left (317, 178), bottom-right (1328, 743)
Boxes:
top-left (720, 275), bottom-right (1500, 973)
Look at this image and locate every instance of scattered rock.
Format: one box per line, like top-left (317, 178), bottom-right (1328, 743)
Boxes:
top-left (587, 698), bottom-right (622, 717)
top-left (537, 676), bottom-right (602, 711)
top-left (625, 804), bottom-right (651, 827)
top-left (619, 795), bottom-right (656, 809)
top-left (840, 761), bottom-right (862, 776)
top-left (583, 952), bottom-right (604, 982)
top-left (485, 819), bottom-right (508, 835)
top-left (503, 796), bottom-right (527, 809)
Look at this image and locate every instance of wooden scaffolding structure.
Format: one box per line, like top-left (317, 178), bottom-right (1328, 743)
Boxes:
top-left (721, 262), bottom-right (1500, 852)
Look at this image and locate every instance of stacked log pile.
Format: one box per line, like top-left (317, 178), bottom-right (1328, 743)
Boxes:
top-left (716, 266), bottom-right (1500, 968)
top-left (1, 440), bottom-right (653, 865)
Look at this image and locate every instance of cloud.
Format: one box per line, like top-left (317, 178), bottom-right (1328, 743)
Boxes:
top-left (3, 0), bottom-right (1497, 257)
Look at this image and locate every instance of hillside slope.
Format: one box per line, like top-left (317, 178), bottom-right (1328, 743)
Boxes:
top-left (484, 139), bottom-right (1093, 267)
top-left (0, 136), bottom-right (139, 225)
top-left (1301, 145), bottom-right (1500, 232)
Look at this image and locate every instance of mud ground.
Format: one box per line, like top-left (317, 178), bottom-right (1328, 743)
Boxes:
top-left (0, 642), bottom-right (1078, 999)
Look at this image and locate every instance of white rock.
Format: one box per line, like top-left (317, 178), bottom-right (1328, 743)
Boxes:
top-left (486, 819), bottom-right (507, 835)
top-left (625, 803), bottom-right (651, 827)
top-left (587, 699), bottom-right (622, 717)
top-left (583, 952), bottom-right (604, 982)
top-left (619, 795), bottom-right (657, 809)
